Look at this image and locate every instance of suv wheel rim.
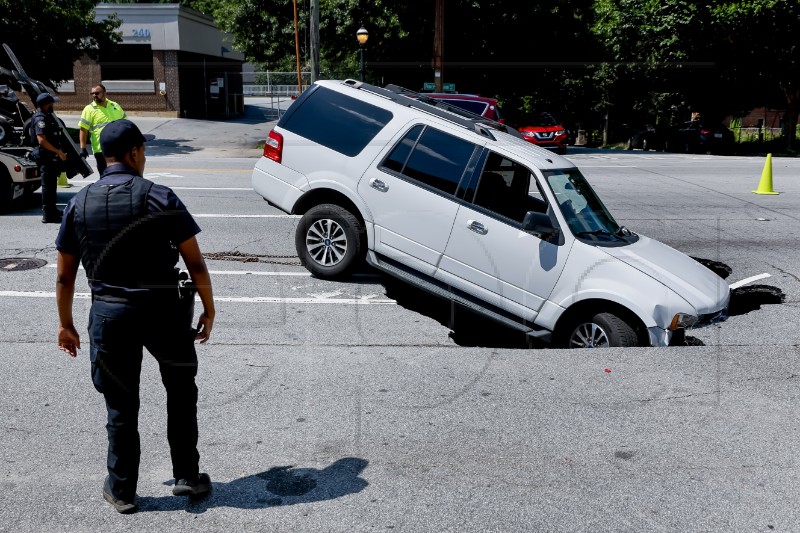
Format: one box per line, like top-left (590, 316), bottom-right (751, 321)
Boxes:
top-left (306, 218), bottom-right (347, 266)
top-left (570, 322), bottom-right (609, 348)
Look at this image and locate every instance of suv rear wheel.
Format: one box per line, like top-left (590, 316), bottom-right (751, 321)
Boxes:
top-left (565, 312), bottom-right (638, 348)
top-left (295, 203), bottom-right (364, 279)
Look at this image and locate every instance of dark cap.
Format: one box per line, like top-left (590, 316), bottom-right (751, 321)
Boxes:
top-left (35, 93), bottom-right (59, 107)
top-left (100, 119), bottom-right (155, 158)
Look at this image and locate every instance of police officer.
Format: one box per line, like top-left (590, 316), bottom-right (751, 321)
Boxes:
top-left (31, 93), bottom-right (66, 223)
top-left (54, 119), bottom-right (216, 514)
top-left (78, 84), bottom-right (127, 175)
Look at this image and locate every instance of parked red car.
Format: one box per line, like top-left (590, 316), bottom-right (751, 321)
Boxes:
top-left (518, 113), bottom-right (568, 155)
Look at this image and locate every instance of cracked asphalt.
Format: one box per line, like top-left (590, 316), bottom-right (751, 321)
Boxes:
top-left (1, 107), bottom-right (799, 531)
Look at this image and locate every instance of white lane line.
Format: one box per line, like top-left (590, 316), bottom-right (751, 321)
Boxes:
top-left (170, 187), bottom-right (253, 191)
top-left (66, 181), bottom-right (253, 192)
top-left (0, 291), bottom-right (395, 305)
top-left (729, 273), bottom-right (771, 289)
top-left (194, 214), bottom-right (300, 218)
top-left (42, 265), bottom-right (386, 278)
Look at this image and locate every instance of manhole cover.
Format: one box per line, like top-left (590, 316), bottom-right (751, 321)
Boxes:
top-left (0, 258), bottom-right (48, 271)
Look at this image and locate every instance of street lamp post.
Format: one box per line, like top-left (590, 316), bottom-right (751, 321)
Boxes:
top-left (356, 26), bottom-right (369, 82)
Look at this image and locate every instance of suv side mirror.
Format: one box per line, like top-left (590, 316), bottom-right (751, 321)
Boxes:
top-left (523, 211), bottom-right (558, 240)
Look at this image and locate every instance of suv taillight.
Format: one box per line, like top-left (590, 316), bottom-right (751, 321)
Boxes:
top-left (263, 130), bottom-right (283, 163)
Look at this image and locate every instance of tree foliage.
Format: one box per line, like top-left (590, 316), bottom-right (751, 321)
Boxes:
top-left (591, 0), bottom-right (800, 146)
top-left (10, 0), bottom-right (797, 146)
top-left (0, 0), bottom-right (121, 87)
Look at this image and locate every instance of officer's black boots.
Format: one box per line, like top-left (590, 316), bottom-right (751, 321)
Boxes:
top-left (42, 208), bottom-right (64, 224)
top-left (172, 473), bottom-right (212, 497)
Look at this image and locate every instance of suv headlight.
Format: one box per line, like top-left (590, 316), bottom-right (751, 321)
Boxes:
top-left (555, 129), bottom-right (566, 136)
top-left (669, 312), bottom-right (698, 330)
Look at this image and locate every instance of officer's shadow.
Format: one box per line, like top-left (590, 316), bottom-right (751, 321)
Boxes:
top-left (137, 457), bottom-right (369, 513)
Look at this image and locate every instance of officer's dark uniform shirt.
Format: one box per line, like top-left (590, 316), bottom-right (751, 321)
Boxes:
top-left (31, 109), bottom-right (63, 158)
top-left (56, 164), bottom-right (201, 299)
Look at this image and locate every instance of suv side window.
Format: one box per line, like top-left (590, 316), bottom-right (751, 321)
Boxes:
top-left (473, 152), bottom-right (547, 224)
top-left (279, 86), bottom-right (393, 157)
top-left (381, 125), bottom-right (477, 196)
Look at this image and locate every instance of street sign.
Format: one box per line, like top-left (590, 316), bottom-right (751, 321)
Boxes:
top-left (423, 82), bottom-right (436, 91)
top-left (443, 83), bottom-right (456, 92)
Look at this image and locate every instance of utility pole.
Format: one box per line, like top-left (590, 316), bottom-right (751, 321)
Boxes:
top-left (292, 0), bottom-right (303, 94)
top-left (433, 0), bottom-right (444, 92)
top-left (310, 0), bottom-right (320, 83)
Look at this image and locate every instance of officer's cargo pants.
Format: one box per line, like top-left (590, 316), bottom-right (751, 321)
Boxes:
top-left (38, 157), bottom-right (62, 214)
top-left (88, 296), bottom-right (200, 501)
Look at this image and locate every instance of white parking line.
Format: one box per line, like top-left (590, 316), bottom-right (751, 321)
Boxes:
top-left (729, 273), bottom-right (771, 289)
top-left (0, 291), bottom-right (395, 305)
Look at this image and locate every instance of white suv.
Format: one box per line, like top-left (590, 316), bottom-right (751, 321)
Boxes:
top-left (252, 80), bottom-right (729, 348)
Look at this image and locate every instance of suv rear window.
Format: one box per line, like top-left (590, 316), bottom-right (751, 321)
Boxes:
top-left (278, 86), bottom-right (393, 157)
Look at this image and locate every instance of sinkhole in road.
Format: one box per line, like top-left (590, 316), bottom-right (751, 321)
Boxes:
top-left (381, 257), bottom-right (786, 349)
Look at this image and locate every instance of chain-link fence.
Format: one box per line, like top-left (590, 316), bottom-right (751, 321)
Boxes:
top-left (242, 71), bottom-right (312, 97)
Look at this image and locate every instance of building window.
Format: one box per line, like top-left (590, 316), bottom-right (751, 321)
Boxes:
top-left (101, 44), bottom-right (154, 80)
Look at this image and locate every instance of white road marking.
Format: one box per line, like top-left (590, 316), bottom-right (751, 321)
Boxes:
top-left (729, 273), bottom-right (771, 289)
top-left (168, 187), bottom-right (253, 191)
top-left (193, 214), bottom-right (300, 218)
top-left (0, 290), bottom-right (395, 305)
top-left (145, 172), bottom-right (185, 179)
top-left (42, 265), bottom-right (382, 278)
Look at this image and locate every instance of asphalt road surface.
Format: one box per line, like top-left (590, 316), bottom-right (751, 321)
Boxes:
top-left (0, 103), bottom-right (798, 532)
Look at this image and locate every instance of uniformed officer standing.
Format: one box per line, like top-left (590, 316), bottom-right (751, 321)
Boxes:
top-left (55, 119), bottom-right (215, 514)
top-left (31, 93), bottom-right (67, 223)
top-left (78, 84), bottom-right (127, 175)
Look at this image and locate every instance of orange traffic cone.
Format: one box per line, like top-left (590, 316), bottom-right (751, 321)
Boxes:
top-left (752, 154), bottom-right (778, 195)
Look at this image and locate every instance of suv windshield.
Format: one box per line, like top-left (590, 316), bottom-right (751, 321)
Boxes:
top-left (530, 114), bottom-right (558, 127)
top-left (543, 169), bottom-right (627, 241)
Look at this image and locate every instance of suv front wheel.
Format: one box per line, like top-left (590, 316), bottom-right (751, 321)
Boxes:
top-left (564, 312), bottom-right (638, 348)
top-left (295, 203), bottom-right (364, 279)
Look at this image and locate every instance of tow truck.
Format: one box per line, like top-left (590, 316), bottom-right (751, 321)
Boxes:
top-left (0, 147), bottom-right (39, 212)
top-left (0, 43), bottom-right (91, 212)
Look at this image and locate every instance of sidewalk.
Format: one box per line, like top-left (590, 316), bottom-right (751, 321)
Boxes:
top-left (59, 97), bottom-right (286, 158)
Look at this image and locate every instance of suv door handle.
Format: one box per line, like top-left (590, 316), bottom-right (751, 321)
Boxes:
top-left (369, 178), bottom-right (389, 192)
top-left (467, 220), bottom-right (488, 235)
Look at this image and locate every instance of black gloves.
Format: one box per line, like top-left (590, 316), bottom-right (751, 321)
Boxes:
top-left (80, 147), bottom-right (89, 158)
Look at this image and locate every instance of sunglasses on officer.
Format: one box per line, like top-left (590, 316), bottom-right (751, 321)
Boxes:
top-left (91, 90), bottom-right (104, 95)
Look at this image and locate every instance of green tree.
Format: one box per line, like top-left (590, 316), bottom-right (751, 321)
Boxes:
top-left (0, 0), bottom-right (121, 87)
top-left (592, 0), bottom-right (800, 148)
top-left (709, 1), bottom-right (800, 149)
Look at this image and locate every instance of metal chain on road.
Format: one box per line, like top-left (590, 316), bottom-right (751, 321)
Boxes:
top-left (204, 250), bottom-right (302, 266)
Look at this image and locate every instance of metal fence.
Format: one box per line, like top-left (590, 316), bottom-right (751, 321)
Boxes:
top-left (243, 84), bottom-right (308, 97)
top-left (241, 71), bottom-right (312, 98)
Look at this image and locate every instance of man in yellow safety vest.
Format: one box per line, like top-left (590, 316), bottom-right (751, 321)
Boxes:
top-left (78, 84), bottom-right (127, 175)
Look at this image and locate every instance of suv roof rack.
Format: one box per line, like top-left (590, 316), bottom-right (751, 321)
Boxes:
top-left (341, 79), bottom-right (523, 141)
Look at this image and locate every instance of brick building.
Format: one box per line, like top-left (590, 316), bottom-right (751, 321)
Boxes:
top-left (55, 3), bottom-right (244, 119)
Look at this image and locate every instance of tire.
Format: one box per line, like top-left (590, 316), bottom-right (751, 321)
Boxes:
top-left (0, 171), bottom-right (12, 213)
top-left (0, 118), bottom-right (13, 147)
top-left (295, 203), bottom-right (364, 279)
top-left (557, 146), bottom-right (567, 155)
top-left (564, 312), bottom-right (638, 348)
